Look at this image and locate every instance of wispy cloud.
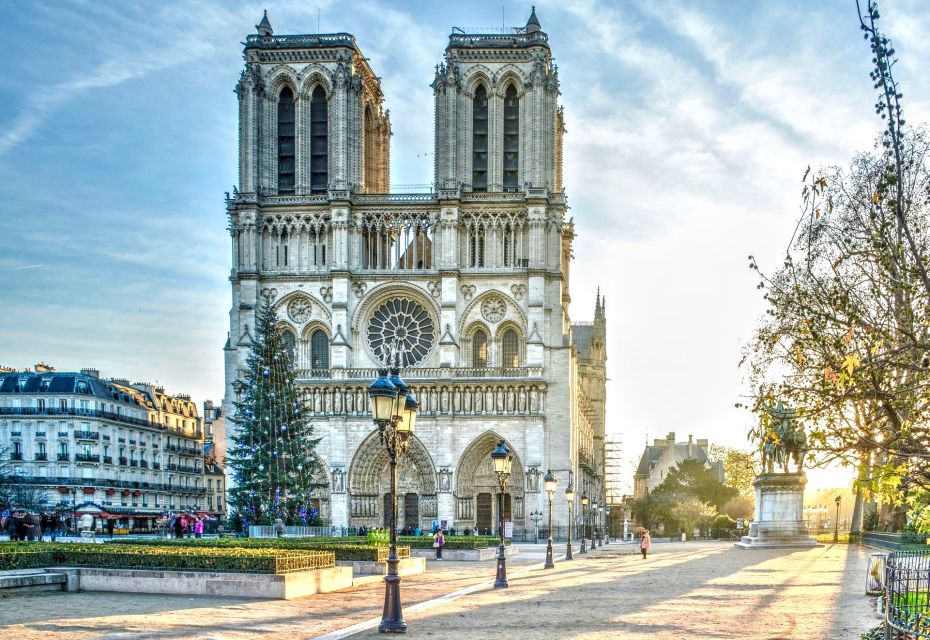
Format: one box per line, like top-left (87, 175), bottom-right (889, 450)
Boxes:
top-left (1, 265), bottom-right (43, 271)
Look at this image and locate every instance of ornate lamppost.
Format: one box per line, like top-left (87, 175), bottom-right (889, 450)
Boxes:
top-left (564, 482), bottom-right (574, 560)
top-left (598, 504), bottom-right (605, 547)
top-left (591, 497), bottom-right (599, 548)
top-left (579, 492), bottom-right (588, 554)
top-left (368, 367), bottom-right (418, 634)
top-left (491, 440), bottom-right (513, 588)
top-left (833, 495), bottom-right (842, 543)
top-left (529, 509), bottom-right (543, 544)
top-left (543, 469), bottom-right (557, 569)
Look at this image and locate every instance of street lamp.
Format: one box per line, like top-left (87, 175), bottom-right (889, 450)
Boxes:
top-left (368, 367), bottom-right (418, 634)
top-left (543, 469), bottom-right (557, 569)
top-left (833, 495), bottom-right (842, 543)
top-left (529, 509), bottom-right (543, 544)
top-left (605, 506), bottom-right (611, 544)
top-left (591, 497), bottom-right (599, 548)
top-left (491, 440), bottom-right (513, 588)
top-left (579, 492), bottom-right (589, 554)
top-left (564, 483), bottom-right (574, 560)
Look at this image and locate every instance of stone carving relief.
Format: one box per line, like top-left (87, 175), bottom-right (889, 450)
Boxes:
top-left (319, 286), bottom-right (333, 303)
top-left (332, 468), bottom-right (346, 494)
top-left (460, 284), bottom-right (476, 302)
top-left (511, 284), bottom-right (526, 301)
top-left (427, 281), bottom-right (441, 299)
top-left (260, 287), bottom-right (278, 303)
top-left (352, 282), bottom-right (367, 299)
top-left (481, 296), bottom-right (506, 323)
top-left (287, 297), bottom-right (313, 324)
top-left (438, 468), bottom-right (452, 493)
top-left (526, 467), bottom-right (540, 493)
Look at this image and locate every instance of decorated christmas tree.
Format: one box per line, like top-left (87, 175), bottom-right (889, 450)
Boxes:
top-left (227, 301), bottom-right (324, 527)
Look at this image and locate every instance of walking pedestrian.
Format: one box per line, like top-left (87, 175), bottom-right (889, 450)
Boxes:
top-left (640, 529), bottom-right (651, 559)
top-left (433, 529), bottom-right (445, 560)
top-left (194, 518), bottom-right (204, 539)
top-left (173, 516), bottom-right (184, 539)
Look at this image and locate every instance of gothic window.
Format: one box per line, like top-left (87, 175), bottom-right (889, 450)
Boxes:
top-left (311, 329), bottom-right (329, 370)
top-left (277, 87), bottom-right (295, 194)
top-left (503, 224), bottom-right (515, 267)
top-left (276, 231), bottom-right (288, 267)
top-left (364, 104), bottom-right (377, 192)
top-left (472, 329), bottom-right (488, 368)
top-left (367, 298), bottom-right (435, 367)
top-left (362, 217), bottom-right (432, 270)
top-left (503, 84), bottom-right (519, 192)
top-left (472, 85), bottom-right (488, 191)
top-left (309, 227), bottom-right (327, 267)
top-left (502, 329), bottom-right (520, 367)
top-left (310, 86), bottom-right (329, 193)
top-left (280, 330), bottom-right (296, 362)
top-left (469, 226), bottom-right (485, 268)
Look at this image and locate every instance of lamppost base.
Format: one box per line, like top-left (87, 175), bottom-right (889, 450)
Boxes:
top-left (379, 571), bottom-right (406, 633)
top-left (544, 538), bottom-right (554, 569)
top-left (494, 546), bottom-right (508, 588)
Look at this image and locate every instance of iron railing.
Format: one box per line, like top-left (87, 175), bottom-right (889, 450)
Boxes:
top-left (886, 550), bottom-right (930, 638)
top-left (0, 406), bottom-right (200, 438)
top-left (294, 366), bottom-right (544, 381)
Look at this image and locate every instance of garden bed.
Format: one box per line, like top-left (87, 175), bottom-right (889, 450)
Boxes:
top-left (0, 542), bottom-right (334, 575)
top-left (105, 537), bottom-right (409, 562)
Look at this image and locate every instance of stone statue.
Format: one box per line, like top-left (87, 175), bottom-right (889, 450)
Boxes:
top-left (759, 400), bottom-right (807, 473)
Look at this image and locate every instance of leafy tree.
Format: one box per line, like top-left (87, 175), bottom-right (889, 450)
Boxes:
top-left (650, 459), bottom-right (736, 510)
top-left (671, 498), bottom-right (717, 539)
top-left (227, 302), bottom-right (325, 527)
top-left (8, 485), bottom-right (49, 511)
top-left (744, 2), bottom-right (930, 529)
top-left (710, 445), bottom-right (758, 498)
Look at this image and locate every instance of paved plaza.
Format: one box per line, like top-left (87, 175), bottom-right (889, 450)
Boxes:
top-left (0, 542), bottom-right (879, 639)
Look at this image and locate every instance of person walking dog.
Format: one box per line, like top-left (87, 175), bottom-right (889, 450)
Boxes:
top-left (640, 529), bottom-right (651, 559)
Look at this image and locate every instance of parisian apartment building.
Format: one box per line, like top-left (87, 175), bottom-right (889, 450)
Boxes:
top-left (0, 364), bottom-right (225, 526)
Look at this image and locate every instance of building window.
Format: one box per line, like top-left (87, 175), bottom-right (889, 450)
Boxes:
top-left (277, 86), bottom-right (296, 194)
top-left (503, 84), bottom-right (519, 192)
top-left (472, 330), bottom-right (489, 368)
top-left (310, 86), bottom-right (328, 193)
top-left (280, 329), bottom-right (297, 362)
top-left (502, 329), bottom-right (520, 367)
top-left (472, 85), bottom-right (488, 191)
top-left (469, 226), bottom-right (485, 268)
top-left (310, 330), bottom-right (329, 369)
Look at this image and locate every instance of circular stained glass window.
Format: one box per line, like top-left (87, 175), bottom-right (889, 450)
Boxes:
top-left (367, 298), bottom-right (435, 367)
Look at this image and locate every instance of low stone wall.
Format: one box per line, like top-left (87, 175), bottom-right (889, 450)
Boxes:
top-left (410, 546), bottom-right (518, 561)
top-left (53, 565), bottom-right (353, 600)
top-left (337, 557), bottom-right (426, 576)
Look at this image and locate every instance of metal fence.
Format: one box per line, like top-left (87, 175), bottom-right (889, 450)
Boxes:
top-left (886, 550), bottom-right (930, 638)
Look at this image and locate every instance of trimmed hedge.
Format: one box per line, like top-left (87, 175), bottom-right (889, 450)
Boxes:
top-left (397, 535), bottom-right (510, 550)
top-left (0, 542), bottom-right (333, 574)
top-left (105, 537), bottom-right (411, 562)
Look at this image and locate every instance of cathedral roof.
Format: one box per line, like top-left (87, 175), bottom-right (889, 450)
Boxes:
top-left (572, 322), bottom-right (594, 359)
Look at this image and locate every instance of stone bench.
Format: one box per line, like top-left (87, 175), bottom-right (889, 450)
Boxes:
top-left (0, 570), bottom-right (66, 593)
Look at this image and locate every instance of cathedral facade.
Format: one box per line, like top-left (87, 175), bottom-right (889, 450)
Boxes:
top-left (224, 9), bottom-right (607, 533)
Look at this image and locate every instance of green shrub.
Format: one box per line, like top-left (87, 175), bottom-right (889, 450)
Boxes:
top-left (104, 537), bottom-right (409, 562)
top-left (397, 535), bottom-right (507, 550)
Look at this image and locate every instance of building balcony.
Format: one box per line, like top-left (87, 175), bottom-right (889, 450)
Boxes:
top-left (11, 431), bottom-right (22, 437)
top-left (118, 457), bottom-right (128, 466)
top-left (118, 437), bottom-right (126, 443)
top-left (103, 456), bottom-right (112, 464)
top-left (57, 453), bottom-right (70, 462)
top-left (152, 462), bottom-right (161, 470)
top-left (8, 475), bottom-right (208, 495)
top-left (35, 432), bottom-right (46, 438)
top-left (10, 452), bottom-right (23, 461)
top-left (129, 460), bottom-right (139, 467)
top-left (102, 435), bottom-right (111, 441)
top-left (140, 460), bottom-right (148, 469)
top-left (75, 431), bottom-right (99, 441)
top-left (57, 432), bottom-right (69, 438)
top-left (75, 454), bottom-right (99, 463)
top-left (0, 406), bottom-right (203, 437)
top-left (164, 444), bottom-right (201, 456)
top-left (34, 453), bottom-right (47, 461)
top-left (129, 439), bottom-right (136, 445)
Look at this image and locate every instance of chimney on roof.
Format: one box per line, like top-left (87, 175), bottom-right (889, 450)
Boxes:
top-left (34, 363), bottom-right (56, 373)
top-left (0, 365), bottom-right (17, 373)
top-left (666, 432), bottom-right (676, 449)
top-left (81, 368), bottom-right (100, 379)
top-left (697, 438), bottom-right (709, 449)
top-left (687, 434), bottom-right (693, 458)
top-left (110, 378), bottom-right (130, 386)
top-left (653, 438), bottom-right (664, 447)
top-left (155, 386), bottom-right (165, 394)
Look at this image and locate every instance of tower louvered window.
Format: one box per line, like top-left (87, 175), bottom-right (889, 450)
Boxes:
top-left (311, 86), bottom-right (328, 193)
top-left (472, 330), bottom-right (488, 368)
top-left (502, 329), bottom-right (520, 367)
top-left (472, 85), bottom-right (488, 191)
top-left (277, 87), bottom-right (295, 194)
top-left (503, 85), bottom-right (519, 192)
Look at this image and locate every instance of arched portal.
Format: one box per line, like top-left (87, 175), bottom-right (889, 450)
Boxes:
top-left (348, 431), bottom-right (437, 530)
top-left (454, 431), bottom-right (526, 533)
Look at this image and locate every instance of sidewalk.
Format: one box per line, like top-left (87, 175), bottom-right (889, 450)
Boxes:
top-left (0, 542), bottom-right (879, 639)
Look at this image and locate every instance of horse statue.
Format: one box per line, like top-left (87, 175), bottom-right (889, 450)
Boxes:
top-left (761, 400), bottom-right (807, 474)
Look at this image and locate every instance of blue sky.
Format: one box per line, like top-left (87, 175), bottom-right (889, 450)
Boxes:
top-left (1, 0), bottom-right (929, 486)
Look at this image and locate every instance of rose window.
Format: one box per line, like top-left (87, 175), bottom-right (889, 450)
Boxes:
top-left (287, 297), bottom-right (313, 324)
top-left (367, 298), bottom-right (435, 367)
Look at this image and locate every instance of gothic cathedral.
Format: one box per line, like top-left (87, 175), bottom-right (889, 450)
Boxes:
top-left (224, 9), bottom-right (607, 533)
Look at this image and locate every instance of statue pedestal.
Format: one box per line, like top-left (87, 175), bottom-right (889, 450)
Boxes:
top-left (734, 472), bottom-right (818, 549)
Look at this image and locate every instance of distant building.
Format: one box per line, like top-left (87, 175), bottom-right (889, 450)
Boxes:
top-left (203, 399), bottom-right (227, 520)
top-left (0, 366), bottom-right (207, 530)
top-left (633, 432), bottom-right (722, 500)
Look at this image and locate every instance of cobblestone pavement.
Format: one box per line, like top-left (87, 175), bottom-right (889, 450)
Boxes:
top-left (0, 542), bottom-right (880, 639)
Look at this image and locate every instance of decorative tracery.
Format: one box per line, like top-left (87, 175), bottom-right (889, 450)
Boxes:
top-left (366, 298), bottom-right (436, 366)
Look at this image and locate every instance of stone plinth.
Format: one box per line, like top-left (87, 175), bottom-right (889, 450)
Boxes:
top-left (734, 472), bottom-right (818, 549)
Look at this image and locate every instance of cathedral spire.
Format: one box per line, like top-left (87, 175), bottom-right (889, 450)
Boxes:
top-left (526, 6), bottom-right (541, 33)
top-left (256, 10), bottom-right (273, 37)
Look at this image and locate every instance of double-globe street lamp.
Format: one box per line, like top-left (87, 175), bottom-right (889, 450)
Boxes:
top-left (529, 509), bottom-right (543, 544)
top-left (605, 506), bottom-right (611, 545)
top-left (543, 469), bottom-right (557, 569)
top-left (368, 367), bottom-right (419, 634)
top-left (491, 440), bottom-right (513, 588)
top-left (565, 483), bottom-right (574, 560)
top-left (591, 497), bottom-right (599, 548)
top-left (579, 492), bottom-right (589, 554)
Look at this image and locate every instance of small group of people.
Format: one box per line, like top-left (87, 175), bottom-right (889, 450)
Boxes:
top-left (169, 515), bottom-right (205, 539)
top-left (2, 510), bottom-right (42, 541)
